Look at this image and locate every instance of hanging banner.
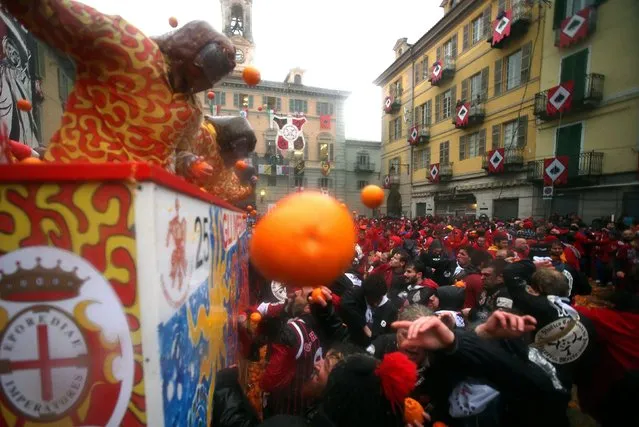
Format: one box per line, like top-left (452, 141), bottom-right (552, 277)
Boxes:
top-left (428, 163), bottom-right (440, 183)
top-left (543, 156), bottom-right (569, 186)
top-left (272, 115), bottom-right (306, 151)
top-left (488, 148), bottom-right (505, 173)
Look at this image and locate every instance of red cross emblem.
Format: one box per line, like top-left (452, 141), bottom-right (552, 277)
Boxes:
top-left (272, 115), bottom-right (307, 151)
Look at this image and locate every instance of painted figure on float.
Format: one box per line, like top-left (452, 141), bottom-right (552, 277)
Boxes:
top-left (2, 0), bottom-right (257, 203)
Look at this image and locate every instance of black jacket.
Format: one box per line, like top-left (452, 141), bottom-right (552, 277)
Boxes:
top-left (339, 287), bottom-right (398, 347)
top-left (468, 285), bottom-right (514, 325)
top-left (420, 252), bottom-right (456, 287)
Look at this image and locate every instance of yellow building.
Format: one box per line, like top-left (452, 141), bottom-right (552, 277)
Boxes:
top-left (375, 0), bottom-right (543, 219)
top-left (532, 0), bottom-right (639, 221)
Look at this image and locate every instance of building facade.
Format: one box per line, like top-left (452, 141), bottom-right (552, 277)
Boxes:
top-left (531, 0), bottom-right (639, 222)
top-left (344, 138), bottom-right (382, 215)
top-left (375, 0), bottom-right (544, 219)
top-left (211, 0), bottom-right (350, 211)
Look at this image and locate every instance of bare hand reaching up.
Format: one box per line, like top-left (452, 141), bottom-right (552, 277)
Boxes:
top-left (475, 311), bottom-right (537, 340)
top-left (391, 316), bottom-right (455, 351)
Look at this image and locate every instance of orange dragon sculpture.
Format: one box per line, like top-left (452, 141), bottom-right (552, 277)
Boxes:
top-left (2, 0), bottom-right (255, 202)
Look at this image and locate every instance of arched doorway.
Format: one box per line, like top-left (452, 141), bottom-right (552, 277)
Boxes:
top-left (387, 190), bottom-right (402, 218)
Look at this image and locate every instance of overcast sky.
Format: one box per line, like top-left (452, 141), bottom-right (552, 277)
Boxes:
top-left (81, 0), bottom-right (443, 141)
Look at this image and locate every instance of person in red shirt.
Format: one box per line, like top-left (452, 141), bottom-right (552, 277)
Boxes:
top-left (451, 246), bottom-right (486, 310)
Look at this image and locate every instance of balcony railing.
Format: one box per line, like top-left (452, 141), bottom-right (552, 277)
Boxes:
top-left (440, 162), bottom-right (453, 180)
top-left (488, 0), bottom-right (533, 48)
top-left (482, 147), bottom-right (525, 170)
top-left (554, 7), bottom-right (597, 48)
top-left (417, 126), bottom-right (431, 144)
top-left (534, 73), bottom-right (604, 121)
top-left (429, 56), bottom-right (456, 86)
top-left (526, 151), bottom-right (604, 182)
top-left (389, 173), bottom-right (401, 186)
top-left (354, 162), bottom-right (376, 172)
top-left (452, 100), bottom-right (485, 128)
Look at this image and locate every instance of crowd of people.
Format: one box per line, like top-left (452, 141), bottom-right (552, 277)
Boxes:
top-left (212, 214), bottom-right (639, 427)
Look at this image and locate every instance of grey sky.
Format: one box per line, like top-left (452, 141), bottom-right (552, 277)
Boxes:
top-left (80, 0), bottom-right (443, 141)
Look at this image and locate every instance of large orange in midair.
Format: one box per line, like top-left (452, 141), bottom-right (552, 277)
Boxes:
top-left (360, 184), bottom-right (385, 209)
top-left (250, 192), bottom-right (356, 287)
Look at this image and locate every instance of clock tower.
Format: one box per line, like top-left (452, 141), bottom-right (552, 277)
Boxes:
top-left (220, 0), bottom-right (255, 72)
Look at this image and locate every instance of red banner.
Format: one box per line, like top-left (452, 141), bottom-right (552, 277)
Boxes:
top-left (428, 163), bottom-right (440, 183)
top-left (320, 115), bottom-right (331, 130)
top-left (492, 9), bottom-right (512, 46)
top-left (559, 7), bottom-right (591, 48)
top-left (408, 125), bottom-right (419, 145)
top-left (546, 81), bottom-right (574, 116)
top-left (488, 148), bottom-right (505, 173)
top-left (430, 61), bottom-right (443, 84)
top-left (455, 102), bottom-right (470, 127)
top-left (543, 156), bottom-right (569, 186)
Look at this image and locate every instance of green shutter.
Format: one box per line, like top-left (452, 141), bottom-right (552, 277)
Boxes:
top-left (459, 135), bottom-right (466, 161)
top-left (304, 101), bottom-right (308, 113)
top-left (233, 93), bottom-right (239, 107)
top-left (436, 46), bottom-right (443, 61)
top-left (561, 49), bottom-right (588, 101)
top-left (316, 102), bottom-right (321, 115)
top-left (521, 42), bottom-right (532, 83)
top-left (450, 85), bottom-right (456, 104)
top-left (461, 78), bottom-right (469, 102)
top-left (492, 124), bottom-right (501, 149)
top-left (517, 115), bottom-right (528, 147)
top-left (426, 100), bottom-right (432, 125)
top-left (276, 98), bottom-right (282, 111)
top-left (482, 6), bottom-right (492, 38)
top-left (262, 96), bottom-right (267, 107)
top-left (451, 34), bottom-right (458, 58)
top-left (435, 94), bottom-right (442, 122)
top-left (553, 0), bottom-right (567, 29)
top-left (289, 99), bottom-right (294, 112)
top-left (248, 95), bottom-right (254, 108)
top-left (221, 92), bottom-right (227, 106)
top-left (463, 24), bottom-right (469, 50)
top-left (481, 67), bottom-right (489, 101)
top-left (494, 58), bottom-right (503, 96)
top-left (330, 103), bottom-right (334, 115)
top-left (556, 123), bottom-right (582, 177)
top-left (479, 129), bottom-right (486, 155)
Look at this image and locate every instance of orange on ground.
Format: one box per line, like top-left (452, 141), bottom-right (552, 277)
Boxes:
top-left (17, 99), bottom-right (32, 112)
top-left (249, 192), bottom-right (356, 287)
top-left (310, 288), bottom-right (325, 304)
top-left (20, 157), bottom-right (42, 164)
top-left (360, 184), bottom-right (385, 209)
top-left (404, 398), bottom-right (425, 425)
top-left (168, 16), bottom-right (178, 28)
top-left (249, 312), bottom-right (262, 323)
top-left (242, 65), bottom-right (261, 86)
top-left (235, 160), bottom-right (248, 170)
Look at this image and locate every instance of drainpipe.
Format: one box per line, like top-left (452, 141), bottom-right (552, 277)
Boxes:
top-left (410, 46), bottom-right (416, 218)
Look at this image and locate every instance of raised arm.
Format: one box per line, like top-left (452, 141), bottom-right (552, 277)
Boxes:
top-left (3, 0), bottom-right (119, 60)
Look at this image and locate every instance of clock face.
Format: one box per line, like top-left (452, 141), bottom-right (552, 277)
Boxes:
top-left (235, 49), bottom-right (245, 63)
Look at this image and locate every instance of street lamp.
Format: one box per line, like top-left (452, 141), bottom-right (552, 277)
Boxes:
top-left (260, 189), bottom-right (266, 203)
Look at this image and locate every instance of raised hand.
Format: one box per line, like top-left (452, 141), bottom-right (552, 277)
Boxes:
top-left (475, 311), bottom-right (537, 340)
top-left (392, 316), bottom-right (455, 351)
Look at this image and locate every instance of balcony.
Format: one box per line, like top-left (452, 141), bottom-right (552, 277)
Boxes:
top-left (389, 173), bottom-right (401, 186)
top-left (440, 162), bottom-right (453, 180)
top-left (482, 147), bottom-right (525, 170)
top-left (534, 74), bottom-right (604, 121)
top-left (555, 7), bottom-right (597, 48)
top-left (354, 162), bottom-right (376, 173)
top-left (429, 56), bottom-right (455, 86)
top-left (418, 126), bottom-right (431, 144)
top-left (526, 151), bottom-right (604, 183)
top-left (488, 0), bottom-right (533, 49)
top-left (453, 100), bottom-right (485, 129)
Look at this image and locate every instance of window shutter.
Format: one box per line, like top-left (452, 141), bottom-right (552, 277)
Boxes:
top-left (289, 99), bottom-right (294, 112)
top-left (482, 6), bottom-right (492, 38)
top-left (461, 78), bottom-right (469, 102)
top-left (553, 0), bottom-right (567, 29)
top-left (450, 85), bottom-right (456, 105)
top-left (436, 46), bottom-right (443, 61)
top-left (426, 100), bottom-right (432, 125)
top-left (330, 144), bottom-right (334, 161)
top-left (414, 62), bottom-right (421, 83)
top-left (518, 115), bottom-right (528, 147)
top-left (388, 123), bottom-right (393, 141)
top-left (435, 94), bottom-right (442, 122)
top-left (304, 101), bottom-right (308, 113)
top-left (233, 93), bottom-right (239, 107)
top-left (521, 42), bottom-right (532, 83)
top-left (276, 98), bottom-right (282, 111)
top-left (316, 102), bottom-right (321, 115)
top-left (481, 67), bottom-right (489, 101)
top-left (221, 92), bottom-right (227, 105)
top-left (463, 24), bottom-right (469, 50)
top-left (249, 95), bottom-right (254, 108)
top-left (498, 0), bottom-right (506, 13)
top-left (423, 57), bottom-right (429, 79)
top-left (494, 58), bottom-right (503, 96)
top-left (451, 34), bottom-right (458, 58)
top-left (492, 124), bottom-right (501, 149)
top-left (459, 135), bottom-right (466, 161)
top-left (262, 96), bottom-right (267, 107)
top-left (479, 129), bottom-right (486, 155)
top-left (330, 103), bottom-right (334, 115)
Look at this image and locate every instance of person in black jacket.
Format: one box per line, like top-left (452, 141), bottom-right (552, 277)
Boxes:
top-left (420, 239), bottom-right (456, 286)
top-left (467, 259), bottom-right (514, 325)
top-left (339, 273), bottom-right (399, 348)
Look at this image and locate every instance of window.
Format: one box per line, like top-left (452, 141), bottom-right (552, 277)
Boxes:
top-left (319, 178), bottom-right (331, 188)
top-left (459, 130), bottom-right (486, 161)
top-left (389, 157), bottom-right (400, 175)
top-left (392, 79), bottom-right (403, 98)
top-left (357, 180), bottom-right (369, 189)
top-left (357, 153), bottom-right (370, 165)
top-left (443, 38), bottom-right (455, 58)
top-left (389, 117), bottom-right (402, 140)
top-left (495, 43), bottom-right (531, 95)
top-left (289, 99), bottom-right (308, 113)
top-left (415, 57), bottom-right (429, 83)
top-left (554, 0), bottom-right (592, 28)
top-left (503, 120), bottom-right (519, 148)
top-left (416, 100), bottom-right (432, 126)
top-left (316, 102), bottom-right (334, 115)
top-left (58, 69), bottom-right (73, 106)
top-left (263, 96), bottom-right (281, 111)
top-left (413, 147), bottom-right (431, 171)
top-left (267, 175), bottom-right (277, 186)
top-left (561, 49), bottom-right (588, 101)
top-left (318, 140), bottom-right (334, 161)
top-left (491, 118), bottom-right (528, 149)
top-left (439, 141), bottom-right (450, 164)
top-left (294, 74), bottom-right (302, 84)
top-left (471, 16), bottom-right (484, 44)
top-left (443, 88), bottom-right (453, 119)
top-left (234, 93), bottom-right (253, 108)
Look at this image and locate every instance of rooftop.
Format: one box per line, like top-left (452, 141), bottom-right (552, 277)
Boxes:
top-left (221, 75), bottom-right (351, 99)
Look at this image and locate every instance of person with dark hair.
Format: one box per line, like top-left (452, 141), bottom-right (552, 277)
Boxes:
top-left (549, 240), bottom-right (590, 299)
top-left (466, 259), bottom-right (514, 325)
top-left (420, 239), bottom-right (457, 286)
top-left (487, 233), bottom-right (510, 258)
top-left (339, 273), bottom-right (399, 347)
top-left (453, 246), bottom-right (484, 310)
top-left (391, 261), bottom-right (438, 307)
top-left (370, 250), bottom-right (409, 289)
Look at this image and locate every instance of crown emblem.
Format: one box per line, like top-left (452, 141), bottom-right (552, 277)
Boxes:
top-left (0, 258), bottom-right (87, 302)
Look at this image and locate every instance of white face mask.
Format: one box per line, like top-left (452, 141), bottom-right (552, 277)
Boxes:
top-left (271, 281), bottom-right (287, 303)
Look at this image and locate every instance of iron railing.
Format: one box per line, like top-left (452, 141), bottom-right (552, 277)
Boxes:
top-left (354, 162), bottom-right (376, 172)
top-left (527, 151), bottom-right (604, 181)
top-left (534, 73), bottom-right (605, 120)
